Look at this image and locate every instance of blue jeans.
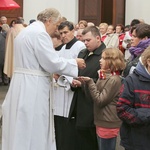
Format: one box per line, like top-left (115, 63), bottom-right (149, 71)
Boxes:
top-left (97, 135), bottom-right (117, 150)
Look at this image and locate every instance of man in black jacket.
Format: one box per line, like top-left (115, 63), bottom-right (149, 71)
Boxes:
top-left (69, 26), bottom-right (106, 150)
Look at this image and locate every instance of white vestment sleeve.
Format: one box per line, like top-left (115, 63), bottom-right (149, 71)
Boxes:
top-left (57, 75), bottom-right (73, 91)
top-left (34, 32), bottom-right (78, 77)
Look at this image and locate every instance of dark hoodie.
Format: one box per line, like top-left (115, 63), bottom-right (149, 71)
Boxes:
top-left (117, 59), bottom-right (150, 150)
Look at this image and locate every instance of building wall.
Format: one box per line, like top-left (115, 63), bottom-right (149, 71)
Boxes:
top-left (23, 0), bottom-right (150, 25)
top-left (23, 0), bottom-right (78, 24)
top-left (125, 0), bottom-right (150, 25)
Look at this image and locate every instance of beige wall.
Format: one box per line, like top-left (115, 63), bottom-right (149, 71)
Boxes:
top-left (125, 0), bottom-right (150, 25)
top-left (23, 0), bottom-right (78, 24)
top-left (23, 0), bottom-right (150, 25)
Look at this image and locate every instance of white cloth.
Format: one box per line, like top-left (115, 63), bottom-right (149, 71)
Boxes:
top-left (53, 40), bottom-right (85, 117)
top-left (122, 31), bottom-right (132, 60)
top-left (122, 31), bottom-right (131, 49)
top-left (53, 76), bottom-right (74, 117)
top-left (2, 21), bottom-right (78, 150)
top-left (57, 75), bottom-right (73, 91)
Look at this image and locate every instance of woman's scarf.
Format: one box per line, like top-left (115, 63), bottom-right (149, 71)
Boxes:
top-left (129, 38), bottom-right (150, 60)
top-left (99, 69), bottom-right (120, 80)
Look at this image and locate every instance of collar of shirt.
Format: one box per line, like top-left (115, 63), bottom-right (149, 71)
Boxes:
top-left (65, 37), bottom-right (78, 49)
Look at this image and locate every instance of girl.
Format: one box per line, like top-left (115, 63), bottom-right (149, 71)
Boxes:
top-left (78, 48), bottom-right (126, 150)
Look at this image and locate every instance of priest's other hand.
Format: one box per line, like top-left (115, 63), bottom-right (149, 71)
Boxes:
top-left (76, 58), bottom-right (86, 69)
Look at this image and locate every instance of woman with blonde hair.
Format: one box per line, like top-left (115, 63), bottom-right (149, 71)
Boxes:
top-left (99, 23), bottom-right (108, 41)
top-left (78, 48), bottom-right (126, 150)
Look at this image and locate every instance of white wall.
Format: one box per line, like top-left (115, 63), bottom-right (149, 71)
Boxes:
top-left (125, 0), bottom-right (150, 25)
top-left (23, 0), bottom-right (78, 25)
top-left (23, 0), bottom-right (150, 26)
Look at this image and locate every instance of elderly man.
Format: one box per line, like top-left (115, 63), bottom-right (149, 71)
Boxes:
top-left (0, 16), bottom-right (7, 26)
top-left (2, 8), bottom-right (85, 150)
top-left (76, 28), bottom-right (84, 42)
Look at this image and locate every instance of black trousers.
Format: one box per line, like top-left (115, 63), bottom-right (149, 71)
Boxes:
top-left (0, 64), bottom-right (9, 85)
top-left (54, 115), bottom-right (98, 150)
top-left (54, 116), bottom-right (78, 150)
top-left (76, 126), bottom-right (98, 150)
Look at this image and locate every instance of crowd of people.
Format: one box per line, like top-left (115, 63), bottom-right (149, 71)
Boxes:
top-left (0, 16), bottom-right (35, 85)
top-left (0, 7), bottom-right (150, 150)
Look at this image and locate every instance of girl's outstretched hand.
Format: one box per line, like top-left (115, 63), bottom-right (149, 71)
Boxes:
top-left (77, 76), bottom-right (90, 83)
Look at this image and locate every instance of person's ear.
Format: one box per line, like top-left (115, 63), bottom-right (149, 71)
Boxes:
top-left (46, 18), bottom-right (52, 25)
top-left (96, 35), bottom-right (101, 41)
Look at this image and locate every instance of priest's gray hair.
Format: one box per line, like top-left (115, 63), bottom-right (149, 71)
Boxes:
top-left (37, 8), bottom-right (61, 23)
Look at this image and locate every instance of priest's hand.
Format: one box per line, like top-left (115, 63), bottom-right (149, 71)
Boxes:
top-left (53, 74), bottom-right (60, 81)
top-left (76, 58), bottom-right (86, 69)
top-left (71, 79), bottom-right (81, 88)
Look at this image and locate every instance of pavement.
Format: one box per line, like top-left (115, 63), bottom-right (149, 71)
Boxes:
top-left (0, 85), bottom-right (8, 115)
top-left (0, 85), bottom-right (124, 150)
top-left (0, 85), bottom-right (9, 150)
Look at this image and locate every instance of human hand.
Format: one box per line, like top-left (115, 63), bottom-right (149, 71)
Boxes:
top-left (71, 79), bottom-right (81, 88)
top-left (76, 58), bottom-right (86, 69)
top-left (53, 74), bottom-right (60, 81)
top-left (77, 76), bottom-right (90, 83)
